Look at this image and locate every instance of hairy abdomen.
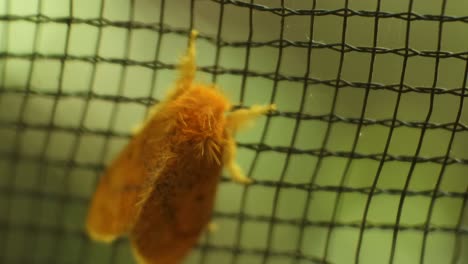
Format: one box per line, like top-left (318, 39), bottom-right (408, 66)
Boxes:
top-left (131, 136), bottom-right (225, 264)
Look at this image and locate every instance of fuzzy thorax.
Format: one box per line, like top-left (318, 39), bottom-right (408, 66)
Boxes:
top-left (164, 84), bottom-right (231, 164)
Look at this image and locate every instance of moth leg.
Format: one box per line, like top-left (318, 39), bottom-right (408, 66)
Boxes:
top-left (226, 104), bottom-right (276, 134)
top-left (223, 104), bottom-right (276, 184)
top-left (223, 137), bottom-right (252, 184)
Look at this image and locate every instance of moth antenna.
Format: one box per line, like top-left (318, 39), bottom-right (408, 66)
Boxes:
top-left (165, 29), bottom-right (199, 102)
top-left (179, 30), bottom-right (197, 85)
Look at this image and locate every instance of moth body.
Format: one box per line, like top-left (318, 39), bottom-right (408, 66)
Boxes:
top-left (86, 30), bottom-right (275, 264)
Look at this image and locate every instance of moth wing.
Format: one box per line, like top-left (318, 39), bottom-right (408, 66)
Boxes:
top-left (86, 116), bottom-right (168, 243)
top-left (130, 146), bottom-right (223, 264)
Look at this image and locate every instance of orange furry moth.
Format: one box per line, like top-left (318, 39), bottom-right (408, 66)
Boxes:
top-left (85, 30), bottom-right (276, 264)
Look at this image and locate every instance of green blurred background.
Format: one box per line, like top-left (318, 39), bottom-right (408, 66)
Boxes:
top-left (0, 0), bottom-right (467, 263)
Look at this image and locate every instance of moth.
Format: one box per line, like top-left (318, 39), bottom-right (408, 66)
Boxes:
top-left (85, 30), bottom-right (276, 264)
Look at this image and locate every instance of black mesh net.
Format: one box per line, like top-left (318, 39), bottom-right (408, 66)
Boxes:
top-left (0, 0), bottom-right (467, 263)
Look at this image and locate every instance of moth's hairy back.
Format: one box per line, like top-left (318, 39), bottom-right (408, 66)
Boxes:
top-left (134, 84), bottom-right (230, 217)
top-left (130, 86), bottom-right (230, 264)
top-left (131, 138), bottom-right (224, 264)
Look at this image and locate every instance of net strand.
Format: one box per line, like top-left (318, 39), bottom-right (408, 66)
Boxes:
top-left (451, 187), bottom-right (468, 263)
top-left (75, 0), bottom-right (107, 263)
top-left (323, 0), bottom-right (373, 261)
top-left (3, 53), bottom-right (468, 97)
top-left (355, 0), bottom-right (414, 262)
top-left (1, 174), bottom-right (466, 200)
top-left (5, 6), bottom-right (468, 24)
top-left (3, 13), bottom-right (468, 61)
top-left (3, 134), bottom-right (468, 166)
top-left (212, 0), bottom-right (468, 22)
top-left (230, 1), bottom-right (262, 263)
top-left (1, 216), bottom-right (466, 238)
top-left (36, 1), bottom-right (74, 263)
top-left (0, 0), bottom-right (14, 260)
top-left (5, 106), bottom-right (468, 133)
top-left (292, 0), bottom-right (318, 263)
top-left (261, 1), bottom-right (292, 263)
top-left (13, 0), bottom-right (45, 262)
top-left (418, 1), bottom-right (450, 263)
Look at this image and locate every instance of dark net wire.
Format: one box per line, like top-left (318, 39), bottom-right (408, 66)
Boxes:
top-left (0, 0), bottom-right (467, 263)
